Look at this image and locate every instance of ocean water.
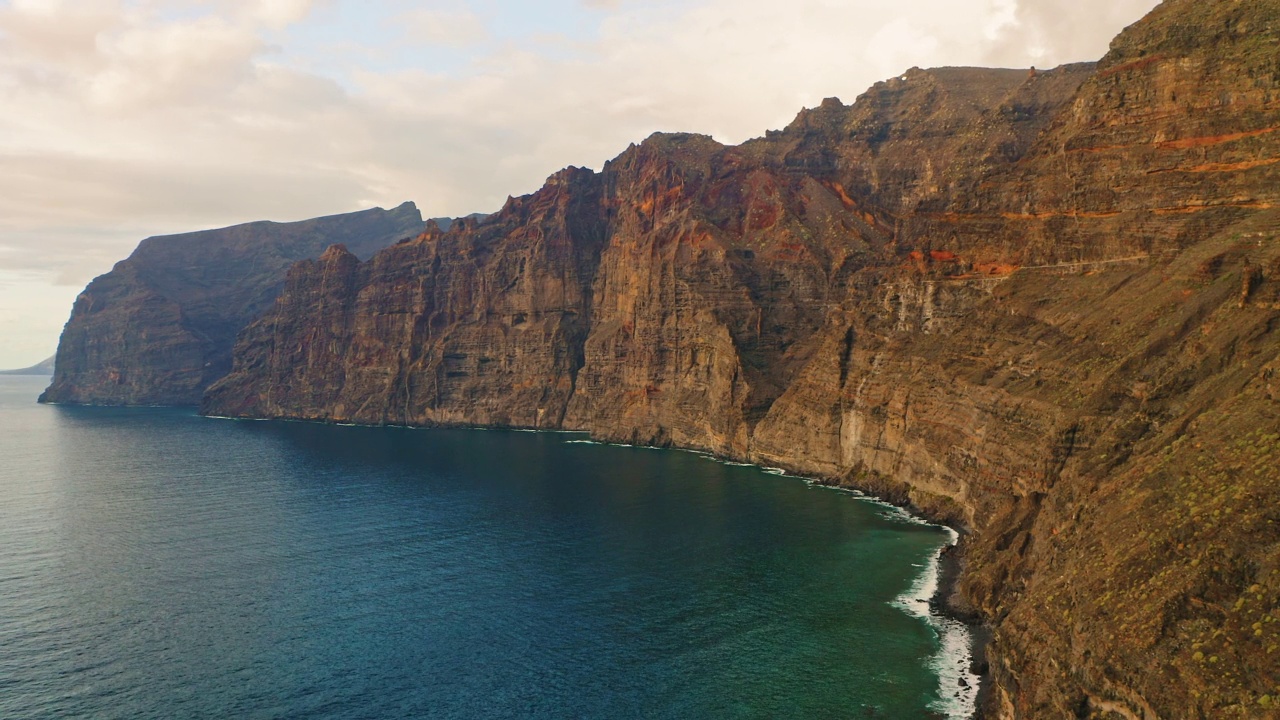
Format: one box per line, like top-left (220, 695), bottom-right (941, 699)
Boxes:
top-left (0, 375), bottom-right (973, 719)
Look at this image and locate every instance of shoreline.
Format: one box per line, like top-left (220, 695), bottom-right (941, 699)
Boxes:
top-left (196, 411), bottom-right (991, 720)
top-left (822, 486), bottom-right (984, 720)
top-left (542, 430), bottom-right (993, 718)
top-left (934, 537), bottom-right (993, 717)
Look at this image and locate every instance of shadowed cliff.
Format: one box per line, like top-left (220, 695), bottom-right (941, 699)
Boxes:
top-left (41, 203), bottom-right (425, 406)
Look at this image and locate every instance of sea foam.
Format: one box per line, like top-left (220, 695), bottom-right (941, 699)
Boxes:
top-left (892, 525), bottom-right (980, 719)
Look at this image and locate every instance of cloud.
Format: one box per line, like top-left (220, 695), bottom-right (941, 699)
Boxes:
top-left (0, 0), bottom-right (1162, 367)
top-left (398, 7), bottom-right (488, 47)
top-left (89, 15), bottom-right (263, 107)
top-left (243, 0), bottom-right (314, 28)
top-left (985, 0), bottom-right (1163, 63)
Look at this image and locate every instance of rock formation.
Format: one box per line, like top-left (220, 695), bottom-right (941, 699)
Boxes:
top-left (48, 0), bottom-right (1280, 715)
top-left (205, 64), bottom-right (1098, 440)
top-left (40, 203), bottom-right (424, 405)
top-left (205, 175), bottom-right (605, 425)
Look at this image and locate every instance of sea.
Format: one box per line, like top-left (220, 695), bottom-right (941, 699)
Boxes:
top-left (0, 375), bottom-right (977, 719)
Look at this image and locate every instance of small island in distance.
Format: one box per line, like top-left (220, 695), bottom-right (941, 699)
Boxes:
top-left (0, 356), bottom-right (54, 376)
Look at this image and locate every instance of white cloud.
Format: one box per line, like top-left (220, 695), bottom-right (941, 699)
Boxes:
top-left (11, 0), bottom-right (66, 16)
top-left (399, 7), bottom-right (488, 47)
top-left (88, 15), bottom-right (262, 107)
top-left (0, 0), bottom-right (1162, 367)
top-left (243, 0), bottom-right (314, 28)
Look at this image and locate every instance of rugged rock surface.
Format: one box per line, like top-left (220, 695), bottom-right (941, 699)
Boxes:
top-left (910, 0), bottom-right (1280, 267)
top-left (40, 203), bottom-right (424, 405)
top-left (136, 0), bottom-right (1280, 716)
top-left (205, 172), bottom-right (605, 425)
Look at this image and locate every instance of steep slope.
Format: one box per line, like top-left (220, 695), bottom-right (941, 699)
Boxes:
top-left (199, 0), bottom-right (1280, 716)
top-left (750, 209), bottom-right (1280, 717)
top-left (41, 203), bottom-right (424, 406)
top-left (205, 170), bottom-right (606, 426)
top-left (911, 0), bottom-right (1280, 265)
top-left (749, 1), bottom-right (1280, 714)
top-left (205, 65), bottom-right (1091, 449)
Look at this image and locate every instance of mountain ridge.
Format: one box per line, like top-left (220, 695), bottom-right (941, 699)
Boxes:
top-left (40, 202), bottom-right (426, 405)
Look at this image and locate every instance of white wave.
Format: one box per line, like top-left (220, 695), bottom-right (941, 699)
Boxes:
top-left (892, 527), bottom-right (979, 719)
top-left (845, 493), bottom-right (936, 527)
top-left (201, 411), bottom-right (978, 716)
top-left (561, 438), bottom-right (661, 450)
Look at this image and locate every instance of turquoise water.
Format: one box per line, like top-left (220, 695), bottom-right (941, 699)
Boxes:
top-left (0, 375), bottom-right (964, 719)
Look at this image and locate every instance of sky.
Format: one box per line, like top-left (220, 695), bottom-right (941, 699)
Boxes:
top-left (0, 0), bottom-right (1163, 369)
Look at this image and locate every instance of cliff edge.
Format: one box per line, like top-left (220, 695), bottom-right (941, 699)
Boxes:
top-left (40, 202), bottom-right (425, 405)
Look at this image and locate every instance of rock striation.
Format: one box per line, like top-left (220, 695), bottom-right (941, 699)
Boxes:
top-left (205, 173), bottom-right (605, 425)
top-left (206, 64), bottom-right (1099, 445)
top-left (52, 0), bottom-right (1280, 716)
top-left (40, 203), bottom-right (424, 405)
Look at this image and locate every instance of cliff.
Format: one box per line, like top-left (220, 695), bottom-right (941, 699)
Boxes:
top-left (205, 173), bottom-right (606, 425)
top-left (205, 64), bottom-right (1097, 439)
top-left (40, 203), bottom-right (425, 405)
top-left (909, 0), bottom-right (1280, 266)
top-left (60, 0), bottom-right (1276, 715)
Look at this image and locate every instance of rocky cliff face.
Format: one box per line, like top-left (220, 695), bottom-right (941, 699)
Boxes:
top-left (197, 0), bottom-right (1280, 716)
top-left (205, 172), bottom-right (605, 426)
top-left (914, 0), bottom-right (1280, 266)
top-left (208, 64), bottom-right (1096, 442)
top-left (41, 203), bottom-right (424, 405)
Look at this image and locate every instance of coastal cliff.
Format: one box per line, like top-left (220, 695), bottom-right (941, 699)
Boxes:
top-left (44, 0), bottom-right (1278, 715)
top-left (40, 203), bottom-right (425, 405)
top-left (204, 63), bottom-right (1097, 439)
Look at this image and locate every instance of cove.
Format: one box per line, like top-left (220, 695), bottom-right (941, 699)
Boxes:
top-left (1, 376), bottom-right (970, 719)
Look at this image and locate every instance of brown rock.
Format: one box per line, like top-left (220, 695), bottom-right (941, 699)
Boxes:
top-left (41, 203), bottom-right (425, 405)
top-left (204, 169), bottom-right (606, 427)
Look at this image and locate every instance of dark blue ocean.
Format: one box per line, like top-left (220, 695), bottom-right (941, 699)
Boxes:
top-left (0, 375), bottom-right (974, 719)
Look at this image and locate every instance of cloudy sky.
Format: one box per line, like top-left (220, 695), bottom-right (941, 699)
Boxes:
top-left (0, 0), bottom-right (1161, 368)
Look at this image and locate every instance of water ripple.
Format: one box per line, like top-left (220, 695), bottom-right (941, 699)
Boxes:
top-left (0, 376), bottom-right (959, 719)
